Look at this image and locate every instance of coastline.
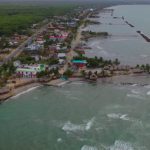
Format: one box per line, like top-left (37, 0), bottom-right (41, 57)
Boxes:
top-left (1, 6), bottom-right (150, 102)
top-left (0, 73), bottom-right (150, 103)
top-left (0, 82), bottom-right (42, 102)
top-left (11, 83), bottom-right (42, 99)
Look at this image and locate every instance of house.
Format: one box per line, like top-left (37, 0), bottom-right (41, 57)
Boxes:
top-left (58, 53), bottom-right (66, 59)
top-left (36, 37), bottom-right (45, 45)
top-left (25, 43), bottom-right (42, 54)
top-left (72, 60), bottom-right (87, 68)
top-left (67, 21), bottom-right (77, 27)
top-left (59, 59), bottom-right (66, 65)
top-left (16, 64), bottom-right (46, 78)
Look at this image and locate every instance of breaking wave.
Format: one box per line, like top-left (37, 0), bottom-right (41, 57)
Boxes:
top-left (127, 94), bottom-right (145, 100)
top-left (107, 113), bottom-right (129, 121)
top-left (11, 86), bottom-right (41, 98)
top-left (81, 145), bottom-right (98, 150)
top-left (109, 140), bottom-right (147, 150)
top-left (147, 91), bottom-right (150, 95)
top-left (109, 140), bottom-right (134, 150)
top-left (131, 89), bottom-right (140, 94)
top-left (62, 117), bottom-right (95, 132)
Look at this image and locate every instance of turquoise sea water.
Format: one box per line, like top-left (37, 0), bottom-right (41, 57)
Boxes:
top-left (1, 76), bottom-right (150, 150)
top-left (1, 5), bottom-right (150, 150)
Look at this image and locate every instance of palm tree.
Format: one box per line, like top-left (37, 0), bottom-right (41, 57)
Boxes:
top-left (114, 58), bottom-right (120, 66)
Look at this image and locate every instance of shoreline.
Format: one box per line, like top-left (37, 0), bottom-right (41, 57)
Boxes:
top-left (0, 82), bottom-right (42, 103)
top-left (1, 73), bottom-right (150, 103)
top-left (11, 83), bottom-right (42, 99)
top-left (1, 6), bottom-right (150, 102)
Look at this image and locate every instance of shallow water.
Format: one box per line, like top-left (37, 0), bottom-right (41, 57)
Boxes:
top-left (1, 75), bottom-right (150, 150)
top-left (85, 5), bottom-right (150, 65)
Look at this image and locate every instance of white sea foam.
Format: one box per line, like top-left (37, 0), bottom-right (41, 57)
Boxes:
top-left (131, 84), bottom-right (138, 87)
top-left (62, 121), bottom-right (85, 132)
top-left (62, 117), bottom-right (95, 132)
top-left (107, 113), bottom-right (120, 119)
top-left (81, 145), bottom-right (98, 150)
top-left (131, 89), bottom-right (140, 94)
top-left (127, 94), bottom-right (144, 100)
top-left (110, 140), bottom-right (134, 150)
top-left (97, 46), bottom-right (103, 50)
top-left (107, 113), bottom-right (143, 126)
top-left (147, 91), bottom-right (150, 95)
top-left (57, 138), bottom-right (62, 143)
top-left (57, 81), bottom-right (70, 87)
top-left (107, 113), bottom-right (129, 121)
top-left (85, 117), bottom-right (95, 131)
top-left (11, 86), bottom-right (41, 98)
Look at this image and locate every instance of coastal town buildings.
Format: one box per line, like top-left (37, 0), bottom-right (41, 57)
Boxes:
top-left (72, 60), bottom-right (87, 69)
top-left (16, 64), bottom-right (46, 78)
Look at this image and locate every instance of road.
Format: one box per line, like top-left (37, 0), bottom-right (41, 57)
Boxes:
top-left (1, 23), bottom-right (50, 65)
top-left (59, 24), bottom-right (84, 75)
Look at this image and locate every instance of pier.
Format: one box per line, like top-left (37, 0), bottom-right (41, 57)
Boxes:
top-left (125, 21), bottom-right (135, 28)
top-left (122, 18), bottom-right (150, 42)
top-left (137, 31), bottom-right (150, 42)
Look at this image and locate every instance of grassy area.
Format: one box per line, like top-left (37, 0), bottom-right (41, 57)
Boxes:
top-left (0, 4), bottom-right (76, 36)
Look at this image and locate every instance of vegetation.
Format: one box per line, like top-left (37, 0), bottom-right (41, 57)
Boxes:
top-left (15, 54), bottom-right (35, 64)
top-left (0, 37), bottom-right (9, 49)
top-left (0, 62), bottom-right (16, 87)
top-left (39, 58), bottom-right (59, 66)
top-left (136, 64), bottom-right (150, 73)
top-left (84, 19), bottom-right (101, 27)
top-left (0, 4), bottom-right (76, 36)
top-left (73, 55), bottom-right (120, 68)
top-left (36, 70), bottom-right (49, 78)
top-left (82, 30), bottom-right (109, 39)
top-left (63, 69), bottom-right (73, 77)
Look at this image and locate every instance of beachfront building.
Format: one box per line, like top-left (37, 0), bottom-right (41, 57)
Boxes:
top-left (16, 64), bottom-right (46, 78)
top-left (72, 60), bottom-right (87, 68)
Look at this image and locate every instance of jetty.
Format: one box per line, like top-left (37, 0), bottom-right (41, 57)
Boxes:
top-left (137, 31), bottom-right (150, 42)
top-left (125, 21), bottom-right (135, 28)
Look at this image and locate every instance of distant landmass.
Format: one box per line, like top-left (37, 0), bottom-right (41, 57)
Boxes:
top-left (0, 0), bottom-right (150, 4)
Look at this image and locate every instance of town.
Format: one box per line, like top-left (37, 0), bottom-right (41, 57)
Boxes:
top-left (0, 5), bottom-right (149, 101)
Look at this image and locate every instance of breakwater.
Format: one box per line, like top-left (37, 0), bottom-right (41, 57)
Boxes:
top-left (125, 21), bottom-right (135, 27)
top-left (137, 31), bottom-right (150, 42)
top-left (122, 17), bottom-right (150, 43)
